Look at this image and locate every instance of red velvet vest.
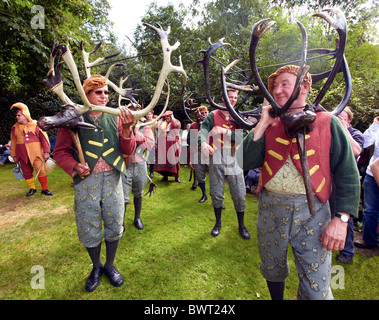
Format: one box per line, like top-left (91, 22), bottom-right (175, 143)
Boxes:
top-left (209, 110), bottom-right (237, 151)
top-left (258, 112), bottom-right (332, 203)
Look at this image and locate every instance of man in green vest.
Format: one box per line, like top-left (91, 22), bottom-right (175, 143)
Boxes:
top-left (53, 75), bottom-right (136, 292)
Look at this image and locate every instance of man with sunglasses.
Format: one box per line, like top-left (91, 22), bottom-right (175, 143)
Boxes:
top-left (53, 75), bottom-right (136, 292)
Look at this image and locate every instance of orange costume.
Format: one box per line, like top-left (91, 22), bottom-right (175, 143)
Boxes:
top-left (10, 102), bottom-right (53, 196)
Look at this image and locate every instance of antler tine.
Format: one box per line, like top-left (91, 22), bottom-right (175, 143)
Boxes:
top-left (117, 71), bottom-right (140, 108)
top-left (195, 38), bottom-right (232, 110)
top-left (311, 8), bottom-right (348, 109)
top-left (221, 64), bottom-right (255, 130)
top-left (44, 43), bottom-right (76, 107)
top-left (139, 79), bottom-right (171, 128)
top-left (331, 54), bottom-right (352, 116)
top-left (279, 21), bottom-right (309, 115)
top-left (131, 23), bottom-right (187, 121)
top-left (249, 19), bottom-right (281, 115)
top-left (81, 41), bottom-right (121, 79)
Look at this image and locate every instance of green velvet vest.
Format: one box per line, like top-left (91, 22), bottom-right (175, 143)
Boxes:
top-left (73, 112), bottom-right (126, 184)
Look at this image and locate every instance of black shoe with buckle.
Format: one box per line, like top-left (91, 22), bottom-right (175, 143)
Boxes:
top-left (26, 189), bottom-right (37, 197)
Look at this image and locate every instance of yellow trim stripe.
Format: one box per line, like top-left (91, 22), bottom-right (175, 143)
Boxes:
top-left (88, 140), bottom-right (103, 147)
top-left (264, 161), bottom-right (272, 176)
top-left (268, 150), bottom-right (283, 161)
top-left (292, 135), bottom-right (310, 143)
top-left (222, 124), bottom-right (232, 129)
top-left (309, 165), bottom-right (319, 176)
top-left (104, 138), bottom-right (108, 143)
top-left (85, 151), bottom-right (98, 159)
top-left (217, 138), bottom-right (224, 144)
top-left (316, 178), bottom-right (325, 193)
top-left (113, 156), bottom-right (121, 166)
top-left (293, 149), bottom-right (315, 160)
top-left (103, 148), bottom-right (114, 157)
top-left (276, 137), bottom-right (290, 145)
top-left (121, 161), bottom-right (125, 172)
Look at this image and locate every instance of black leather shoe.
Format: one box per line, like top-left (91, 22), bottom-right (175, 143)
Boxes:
top-left (198, 195), bottom-right (207, 203)
top-left (160, 176), bottom-right (168, 182)
top-left (26, 189), bottom-right (37, 197)
top-left (134, 218), bottom-right (144, 230)
top-left (104, 265), bottom-right (124, 287)
top-left (211, 224), bottom-right (221, 237)
top-left (239, 226), bottom-right (251, 239)
top-left (41, 189), bottom-right (54, 196)
top-left (191, 182), bottom-right (197, 189)
top-left (85, 266), bottom-right (104, 292)
top-left (175, 178), bottom-right (182, 183)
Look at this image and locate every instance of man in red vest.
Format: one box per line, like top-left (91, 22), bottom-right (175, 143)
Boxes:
top-left (238, 65), bottom-right (360, 300)
top-left (198, 89), bottom-right (250, 240)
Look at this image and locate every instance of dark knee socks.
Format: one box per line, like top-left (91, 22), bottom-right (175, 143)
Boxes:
top-left (104, 240), bottom-right (119, 269)
top-left (86, 242), bottom-right (102, 268)
top-left (266, 280), bottom-right (285, 300)
top-left (199, 182), bottom-right (206, 196)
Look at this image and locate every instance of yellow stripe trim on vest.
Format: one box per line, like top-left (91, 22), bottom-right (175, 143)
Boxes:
top-left (276, 137), bottom-right (290, 145)
top-left (292, 135), bottom-right (310, 143)
top-left (85, 151), bottom-right (98, 159)
top-left (113, 156), bottom-right (121, 166)
top-left (293, 149), bottom-right (315, 160)
top-left (222, 124), bottom-right (232, 129)
top-left (121, 161), bottom-right (125, 172)
top-left (88, 140), bottom-right (103, 147)
top-left (309, 165), bottom-right (319, 176)
top-left (102, 148), bottom-right (114, 157)
top-left (104, 138), bottom-right (109, 143)
top-left (264, 161), bottom-right (272, 176)
top-left (268, 150), bottom-right (283, 161)
top-left (316, 178), bottom-right (325, 193)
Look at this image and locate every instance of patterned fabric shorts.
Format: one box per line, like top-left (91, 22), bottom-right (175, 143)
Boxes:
top-left (209, 149), bottom-right (246, 212)
top-left (257, 188), bottom-right (333, 300)
top-left (74, 170), bottom-right (124, 248)
top-left (122, 161), bottom-right (147, 203)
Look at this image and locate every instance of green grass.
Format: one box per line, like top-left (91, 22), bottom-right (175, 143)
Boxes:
top-left (0, 164), bottom-right (378, 300)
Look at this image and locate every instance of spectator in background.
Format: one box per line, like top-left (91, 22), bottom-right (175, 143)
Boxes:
top-left (0, 140), bottom-right (11, 165)
top-left (330, 107), bottom-right (364, 264)
top-left (354, 116), bottom-right (379, 249)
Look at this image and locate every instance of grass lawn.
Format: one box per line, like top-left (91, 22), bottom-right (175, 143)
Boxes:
top-left (0, 163), bottom-right (378, 300)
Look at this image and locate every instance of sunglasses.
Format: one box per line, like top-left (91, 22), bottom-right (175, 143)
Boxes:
top-left (93, 90), bottom-right (109, 95)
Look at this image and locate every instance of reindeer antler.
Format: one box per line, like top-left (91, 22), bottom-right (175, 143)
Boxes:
top-left (40, 22), bottom-right (187, 129)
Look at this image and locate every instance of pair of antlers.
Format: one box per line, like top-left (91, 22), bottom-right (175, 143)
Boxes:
top-left (38, 23), bottom-right (187, 130)
top-left (197, 8), bottom-right (351, 132)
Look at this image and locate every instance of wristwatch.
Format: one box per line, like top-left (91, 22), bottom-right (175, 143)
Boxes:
top-left (335, 213), bottom-right (349, 223)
